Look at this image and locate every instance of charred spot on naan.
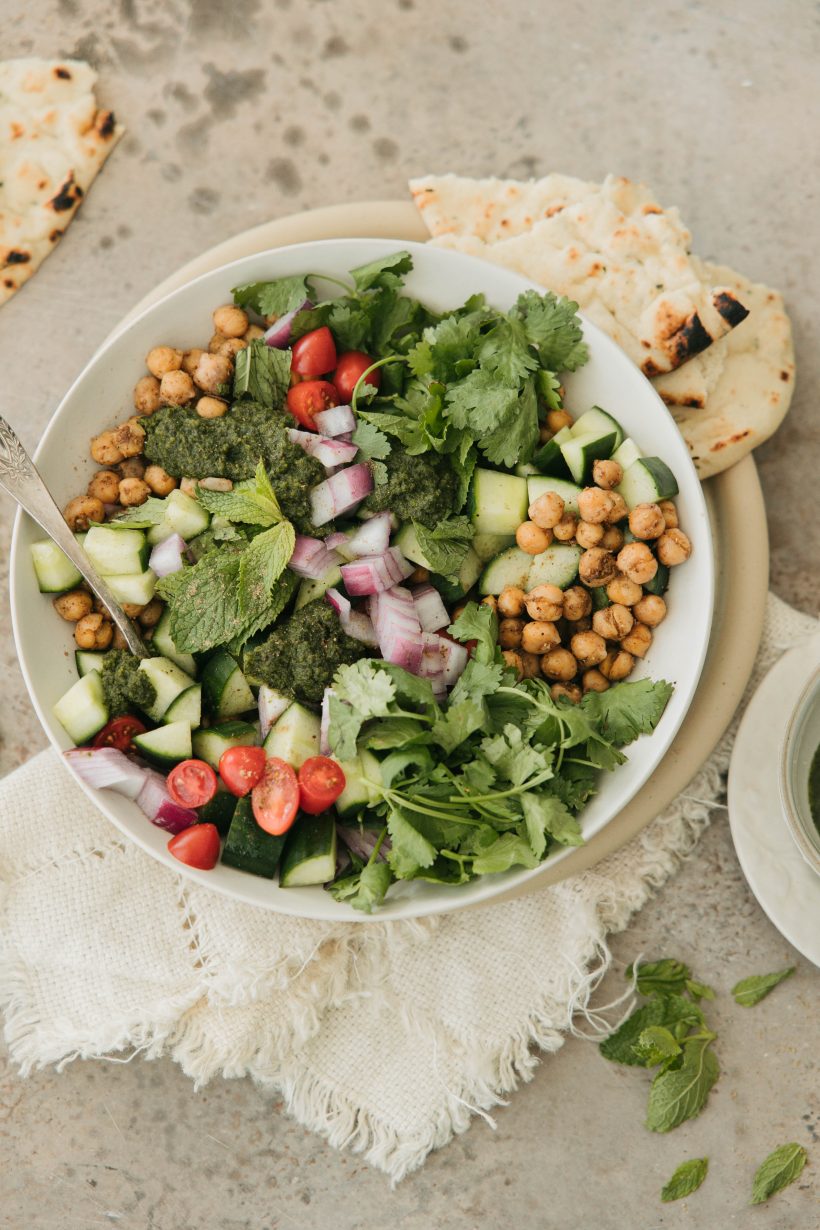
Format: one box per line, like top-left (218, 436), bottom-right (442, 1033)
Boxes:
top-left (3, 250), bottom-right (31, 265)
top-left (712, 290), bottom-right (750, 329)
top-left (95, 110), bottom-right (117, 139)
top-left (54, 66), bottom-right (72, 80)
top-left (48, 173), bottom-right (84, 212)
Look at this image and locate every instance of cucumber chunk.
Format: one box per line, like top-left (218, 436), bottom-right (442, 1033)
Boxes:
top-left (294, 564), bottom-right (342, 611)
top-left (468, 469), bottom-right (528, 535)
top-left (164, 490), bottom-right (210, 540)
top-left (75, 650), bottom-right (105, 677)
top-left (201, 651), bottom-right (255, 719)
top-left (560, 431), bottom-right (617, 485)
top-left (105, 569), bottom-right (157, 606)
top-left (610, 436), bottom-right (643, 471)
top-left (198, 786), bottom-right (238, 837)
top-left (472, 531), bottom-right (516, 563)
top-left (532, 426), bottom-right (574, 478)
top-left (30, 540), bottom-right (82, 593)
top-left (132, 720), bottom-right (192, 768)
top-left (53, 671), bottom-right (108, 744)
top-left (392, 524), bottom-right (430, 570)
top-left (163, 684), bottom-right (202, 729)
top-left (146, 518), bottom-right (172, 547)
top-left (138, 656), bottom-right (197, 721)
top-left (83, 526), bottom-right (149, 576)
top-left (643, 562), bottom-right (670, 596)
top-left (151, 609), bottom-right (197, 676)
top-left (430, 546), bottom-right (482, 603)
top-left (335, 749), bottom-right (382, 818)
top-left (478, 547), bottom-right (531, 595)
top-left (221, 795), bottom-right (285, 878)
top-left (570, 406), bottom-right (625, 449)
top-left (527, 475), bottom-right (583, 518)
top-left (192, 720), bottom-right (258, 770)
top-left (526, 543), bottom-right (583, 590)
top-left (262, 702), bottom-right (321, 768)
top-left (279, 814), bottom-right (337, 887)
top-left (617, 457), bottom-right (679, 510)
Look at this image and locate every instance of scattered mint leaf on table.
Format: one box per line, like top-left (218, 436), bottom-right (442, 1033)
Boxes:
top-left (661, 1157), bottom-right (709, 1203)
top-left (731, 967), bottom-right (795, 1006)
top-left (233, 340), bottom-right (291, 408)
top-left (231, 273), bottom-right (313, 319)
top-left (599, 994), bottom-right (704, 1066)
top-left (750, 1143), bottom-right (808, 1204)
top-left (626, 958), bottom-right (691, 997)
top-left (633, 1025), bottom-right (682, 1066)
top-left (645, 1034), bottom-right (719, 1133)
top-left (685, 978), bottom-right (716, 1002)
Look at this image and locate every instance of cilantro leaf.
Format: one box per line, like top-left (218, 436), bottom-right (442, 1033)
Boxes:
top-left (521, 792), bottom-right (581, 855)
top-left (480, 376), bottom-right (540, 468)
top-left (386, 806), bottom-right (438, 878)
top-left (661, 1158), bottom-right (709, 1203)
top-left (731, 967), bottom-right (795, 1007)
top-left (357, 409), bottom-right (429, 453)
top-left (432, 698), bottom-right (488, 754)
top-left (626, 958), bottom-right (691, 997)
top-left (376, 663), bottom-right (437, 710)
top-left (231, 274), bottom-right (313, 319)
top-left (327, 695), bottom-right (361, 763)
top-left (109, 496), bottom-right (172, 528)
top-left (478, 314), bottom-right (539, 385)
top-left (481, 725), bottom-right (551, 786)
top-left (444, 368), bottom-right (520, 433)
top-left (351, 419), bottom-right (391, 461)
top-left (237, 521), bottom-right (295, 614)
top-left (581, 677), bottom-right (674, 747)
top-left (645, 1034), bottom-right (719, 1132)
top-left (633, 1025), bottom-right (682, 1067)
top-left (513, 290), bottom-right (588, 372)
top-left (233, 340), bottom-right (291, 408)
top-left (333, 660), bottom-right (395, 718)
top-left (750, 1143), bottom-right (808, 1205)
top-left (448, 659), bottom-right (504, 708)
top-left (350, 250), bottom-right (413, 293)
top-left (412, 516), bottom-right (472, 578)
top-left (408, 315), bottom-right (481, 383)
top-left (471, 831), bottom-right (540, 875)
top-left (329, 856), bottom-right (393, 914)
top-left (448, 601), bottom-right (499, 664)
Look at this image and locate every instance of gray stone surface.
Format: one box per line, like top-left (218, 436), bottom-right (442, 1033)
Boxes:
top-left (0, 1), bottom-right (818, 1225)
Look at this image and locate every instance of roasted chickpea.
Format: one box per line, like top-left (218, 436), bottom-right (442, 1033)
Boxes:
top-left (616, 541), bottom-right (658, 586)
top-left (497, 586), bottom-right (526, 618)
top-left (146, 346), bottom-right (183, 378)
top-left (516, 521), bottom-right (551, 555)
top-left (138, 599), bottom-right (164, 628)
top-left (521, 620), bottom-right (560, 655)
top-left (244, 324), bottom-right (265, 341)
top-left (592, 458), bottom-right (623, 490)
top-left (538, 423), bottom-right (553, 444)
top-left (498, 617), bottom-right (525, 650)
top-left (540, 647), bottom-right (577, 682)
top-left (525, 584), bottom-right (563, 622)
top-left (592, 603), bottom-right (635, 641)
top-left (119, 477), bottom-right (151, 506)
top-left (481, 593), bottom-right (497, 612)
top-left (528, 491), bottom-right (565, 530)
top-left (633, 593), bottom-right (667, 627)
top-left (657, 528), bottom-right (692, 567)
top-left (408, 566), bottom-right (430, 585)
top-left (90, 430), bottom-right (125, 466)
top-left (75, 612), bottom-right (113, 650)
top-left (582, 668), bottom-right (609, 693)
top-left (144, 464), bottom-right (177, 496)
top-left (112, 420), bottom-right (145, 459)
top-left (159, 369), bottom-right (196, 406)
top-left (118, 457), bottom-right (145, 480)
top-left (551, 682), bottom-right (582, 704)
top-left (606, 575), bottom-right (641, 606)
top-left (659, 500), bottom-right (679, 529)
top-left (120, 602), bottom-right (145, 619)
top-left (193, 351), bottom-right (233, 394)
top-left (628, 502), bottom-right (666, 540)
top-left (621, 622), bottom-right (652, 658)
top-left (111, 626), bottom-right (128, 651)
top-left (553, 512), bottom-right (578, 542)
top-left (181, 347), bottom-right (205, 376)
top-left (573, 615), bottom-right (593, 633)
top-left (563, 585), bottom-right (592, 621)
top-left (133, 374), bottom-right (162, 415)
top-left (570, 629), bottom-right (608, 668)
top-left (579, 548), bottom-right (618, 587)
top-left (605, 492), bottom-right (628, 523)
top-left (502, 649), bottom-right (524, 679)
top-left (53, 589), bottom-right (93, 622)
top-left (64, 495), bottom-right (104, 531)
top-left (519, 651), bottom-right (541, 679)
top-left (600, 649), bottom-right (635, 681)
top-left (546, 408), bottom-right (572, 433)
top-left (196, 396), bottom-right (228, 419)
top-left (578, 487), bottom-right (615, 524)
top-left (576, 520), bottom-right (604, 549)
top-left (198, 476), bottom-right (233, 492)
top-left (213, 336), bottom-right (247, 360)
top-left (213, 304), bottom-right (249, 338)
top-left (87, 470), bottom-right (120, 503)
top-left (601, 526), bottom-right (625, 552)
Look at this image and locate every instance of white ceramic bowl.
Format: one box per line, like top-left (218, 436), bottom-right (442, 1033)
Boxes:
top-left (10, 238), bottom-right (714, 920)
top-left (780, 665), bottom-right (820, 876)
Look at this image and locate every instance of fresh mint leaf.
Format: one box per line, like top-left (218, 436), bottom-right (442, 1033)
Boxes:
top-left (386, 807), bottom-right (438, 878)
top-left (233, 340), bottom-right (291, 408)
top-left (481, 376), bottom-right (540, 468)
top-left (581, 677), bottom-right (674, 747)
top-left (645, 1034), bottom-right (719, 1132)
top-left (197, 461), bottom-right (286, 528)
top-left (633, 1025), bottom-right (682, 1066)
top-left (514, 289), bottom-right (588, 372)
top-left (626, 958), bottom-right (691, 997)
top-left (227, 570), bottom-right (297, 651)
top-left (351, 419), bottom-right (391, 461)
top-left (750, 1143), bottom-right (808, 1204)
top-left (599, 995), bottom-right (705, 1066)
top-left (471, 831), bottom-right (540, 875)
top-left (661, 1158), bottom-right (709, 1203)
top-left (448, 601), bottom-right (499, 664)
top-left (109, 496), bottom-right (171, 527)
top-left (156, 547), bottom-right (246, 654)
top-left (521, 792), bottom-right (580, 855)
top-left (685, 979), bottom-right (716, 1002)
top-left (412, 516), bottom-right (473, 578)
top-left (237, 521), bottom-right (295, 614)
top-left (731, 967), bottom-right (795, 1007)
top-left (231, 274), bottom-right (312, 319)
top-left (350, 250), bottom-right (413, 293)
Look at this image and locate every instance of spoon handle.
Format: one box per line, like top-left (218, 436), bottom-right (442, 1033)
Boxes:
top-left (0, 416), bottom-right (150, 659)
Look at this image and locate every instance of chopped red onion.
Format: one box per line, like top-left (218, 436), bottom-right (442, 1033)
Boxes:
top-left (63, 747), bottom-right (146, 800)
top-left (310, 463), bottom-right (374, 527)
top-left (418, 632), bottom-right (450, 678)
top-left (258, 685), bottom-right (291, 739)
top-left (340, 547), bottom-right (413, 596)
top-left (136, 769), bottom-right (198, 834)
top-left (412, 584), bottom-right (450, 632)
top-left (337, 824), bottom-right (392, 862)
top-left (441, 638), bottom-right (469, 686)
top-left (314, 405), bottom-right (356, 437)
top-left (264, 299), bottom-right (313, 348)
top-left (148, 532), bottom-right (187, 578)
top-left (287, 428), bottom-right (359, 468)
top-left (326, 589), bottom-right (380, 646)
top-left (288, 534), bottom-right (341, 580)
top-left (346, 511), bottom-right (392, 557)
top-left (325, 531), bottom-right (357, 560)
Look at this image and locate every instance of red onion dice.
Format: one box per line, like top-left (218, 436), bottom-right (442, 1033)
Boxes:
top-left (287, 428), bottom-right (359, 469)
top-left (148, 532), bottom-right (186, 579)
top-left (63, 747), bottom-right (147, 800)
top-left (313, 405), bottom-right (356, 437)
top-left (310, 463), bottom-right (375, 527)
top-left (264, 299), bottom-right (313, 348)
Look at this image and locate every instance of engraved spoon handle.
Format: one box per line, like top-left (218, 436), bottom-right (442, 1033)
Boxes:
top-left (0, 416), bottom-right (150, 659)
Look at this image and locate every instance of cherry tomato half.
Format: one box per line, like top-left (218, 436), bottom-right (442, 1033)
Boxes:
top-left (298, 756), bottom-right (347, 815)
top-left (286, 379), bottom-right (340, 430)
top-left (332, 351), bottom-right (380, 404)
top-left (291, 326), bottom-right (337, 377)
top-left (218, 744), bottom-right (267, 797)
top-left (167, 759), bottom-right (218, 809)
top-left (251, 756), bottom-right (300, 836)
top-left (92, 715), bottom-right (147, 752)
top-left (167, 823), bottom-right (221, 870)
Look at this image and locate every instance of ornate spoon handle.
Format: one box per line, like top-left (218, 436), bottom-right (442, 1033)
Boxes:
top-left (0, 416), bottom-right (149, 658)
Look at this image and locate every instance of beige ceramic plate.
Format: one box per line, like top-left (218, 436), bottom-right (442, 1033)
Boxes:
top-left (115, 200), bottom-right (769, 901)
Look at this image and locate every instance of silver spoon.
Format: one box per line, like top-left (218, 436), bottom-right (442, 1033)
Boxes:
top-left (0, 415), bottom-right (150, 658)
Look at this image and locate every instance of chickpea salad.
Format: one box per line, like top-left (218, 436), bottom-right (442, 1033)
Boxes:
top-left (35, 251), bottom-right (692, 912)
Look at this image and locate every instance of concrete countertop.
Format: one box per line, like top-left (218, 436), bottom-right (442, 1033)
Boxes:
top-left (1, 1), bottom-right (817, 1225)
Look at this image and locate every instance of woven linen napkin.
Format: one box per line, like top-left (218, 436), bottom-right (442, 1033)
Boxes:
top-left (0, 593), bottom-right (814, 1181)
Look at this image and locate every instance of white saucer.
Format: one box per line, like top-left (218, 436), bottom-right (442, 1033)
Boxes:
top-left (728, 636), bottom-right (820, 966)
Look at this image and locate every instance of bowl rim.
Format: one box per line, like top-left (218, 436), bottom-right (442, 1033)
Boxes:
top-left (779, 662), bottom-right (820, 875)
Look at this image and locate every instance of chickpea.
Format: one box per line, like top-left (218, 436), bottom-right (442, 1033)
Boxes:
top-left (112, 626), bottom-right (128, 651)
top-left (90, 430), bottom-right (125, 466)
top-left (573, 615), bottom-right (593, 633)
top-left (502, 650), bottom-right (524, 680)
top-left (120, 602), bottom-right (145, 618)
top-left (562, 585), bottom-right (592, 621)
top-left (551, 682), bottom-right (582, 704)
top-left (133, 374), bottom-right (162, 415)
top-left (120, 458), bottom-right (146, 480)
top-left (159, 369), bottom-right (196, 406)
top-left (538, 423), bottom-right (552, 444)
top-left (244, 324), bottom-right (265, 341)
top-left (498, 617), bottom-right (525, 650)
top-left (600, 649), bottom-right (635, 681)
top-left (541, 647), bottom-right (578, 682)
top-left (144, 464), bottom-right (177, 496)
top-left (571, 629), bottom-right (608, 668)
top-left (481, 593), bottom-right (498, 613)
top-left (553, 512), bottom-right (578, 542)
top-left (606, 575), bottom-right (642, 606)
top-left (522, 620), bottom-right (560, 655)
top-left (196, 396), bottom-right (228, 419)
top-left (582, 668), bottom-right (610, 693)
top-left (87, 470), bottom-right (120, 503)
top-left (214, 336), bottom-right (247, 360)
top-left (519, 651), bottom-right (541, 679)
top-left (208, 331), bottom-right (226, 353)
top-left (119, 477), bottom-right (151, 506)
top-left (497, 586), bottom-right (526, 617)
top-left (659, 499), bottom-right (679, 529)
top-left (578, 487), bottom-right (615, 524)
top-left (528, 491), bottom-right (565, 530)
top-left (64, 495), bottom-right (104, 531)
top-left (657, 529), bottom-right (692, 567)
top-left (617, 541), bottom-right (658, 586)
top-left (601, 526), bottom-right (625, 552)
top-left (112, 420), bottom-right (145, 459)
top-left (146, 346), bottom-right (183, 378)
top-left (137, 599), bottom-right (164, 628)
top-left (605, 492), bottom-right (628, 523)
top-left (633, 593), bottom-right (667, 627)
top-left (91, 595), bottom-right (108, 615)
top-left (181, 347), bottom-right (205, 376)
top-left (525, 584), bottom-right (563, 622)
top-left (193, 351), bottom-right (233, 394)
top-left (53, 589), bottom-right (93, 622)
top-left (621, 622), bottom-right (652, 658)
top-left (593, 603), bottom-right (635, 641)
top-left (628, 502), bottom-right (666, 540)
top-left (213, 304), bottom-right (249, 338)
top-left (75, 612), bottom-right (113, 650)
top-left (579, 548), bottom-right (618, 587)
top-left (198, 476), bottom-right (233, 492)
top-left (516, 521), bottom-right (551, 555)
top-left (592, 458), bottom-right (623, 490)
top-left (546, 408), bottom-right (573, 433)
top-left (576, 520), bottom-right (604, 549)
top-left (409, 566), bottom-right (430, 585)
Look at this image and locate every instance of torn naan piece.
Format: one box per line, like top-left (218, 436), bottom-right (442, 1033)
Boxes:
top-left (0, 58), bottom-right (123, 307)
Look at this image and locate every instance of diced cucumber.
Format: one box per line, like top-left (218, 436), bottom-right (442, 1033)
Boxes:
top-left (591, 586), bottom-right (612, 611)
top-left (262, 702), bottom-right (321, 768)
top-left (526, 543), bottom-right (583, 590)
top-left (514, 462), bottom-right (539, 477)
top-left (532, 426), bottom-right (574, 478)
top-left (527, 475), bottom-right (583, 518)
top-left (468, 469), bottom-right (529, 535)
top-left (472, 532), bottom-right (515, 563)
top-left (30, 540), bottom-right (82, 593)
top-left (335, 749), bottom-right (382, 818)
top-left (429, 547), bottom-right (482, 603)
top-left (165, 489), bottom-right (210, 540)
top-left (643, 562), bottom-right (670, 596)
top-left (570, 406), bottom-right (625, 449)
top-left (105, 570), bottom-right (157, 606)
top-left (294, 564), bottom-right (342, 611)
top-left (192, 720), bottom-right (258, 770)
top-left (560, 431), bottom-right (617, 485)
top-left (138, 656), bottom-right (197, 721)
top-left (132, 720), bottom-right (192, 768)
top-left (478, 547), bottom-right (531, 595)
top-left (221, 795), bottom-right (286, 878)
top-left (393, 524), bottom-right (430, 570)
top-left (198, 786), bottom-right (238, 837)
top-left (83, 526), bottom-right (149, 577)
top-left (147, 518), bottom-right (172, 546)
top-left (617, 457), bottom-right (679, 510)
top-left (201, 651), bottom-right (255, 719)
top-left (53, 671), bottom-right (108, 744)
top-left (151, 608), bottom-right (197, 676)
top-left (279, 814), bottom-right (337, 887)
top-left (75, 650), bottom-right (105, 677)
top-left (163, 684), bottom-right (202, 729)
top-left (610, 436), bottom-right (643, 471)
